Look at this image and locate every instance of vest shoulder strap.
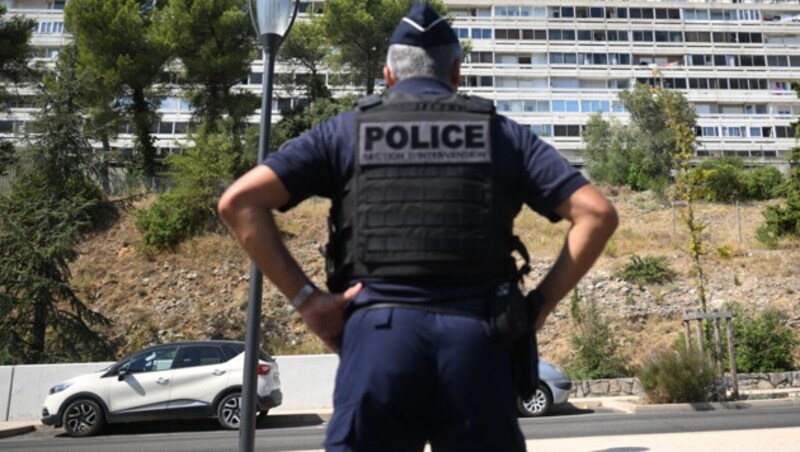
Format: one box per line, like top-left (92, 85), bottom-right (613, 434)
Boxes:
top-left (356, 95), bottom-right (383, 111)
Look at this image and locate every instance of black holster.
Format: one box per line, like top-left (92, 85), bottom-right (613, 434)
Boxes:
top-left (489, 284), bottom-right (542, 400)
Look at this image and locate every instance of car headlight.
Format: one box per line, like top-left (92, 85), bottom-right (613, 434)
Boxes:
top-left (49, 382), bottom-right (73, 395)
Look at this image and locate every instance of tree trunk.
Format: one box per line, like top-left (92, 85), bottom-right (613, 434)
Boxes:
top-left (31, 286), bottom-right (49, 364)
top-left (131, 86), bottom-right (156, 178)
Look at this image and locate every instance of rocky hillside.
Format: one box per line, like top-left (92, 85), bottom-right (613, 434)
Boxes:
top-left (73, 190), bottom-right (800, 368)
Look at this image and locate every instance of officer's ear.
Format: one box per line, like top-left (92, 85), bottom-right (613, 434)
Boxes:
top-left (383, 65), bottom-right (397, 88)
top-left (449, 60), bottom-right (461, 91)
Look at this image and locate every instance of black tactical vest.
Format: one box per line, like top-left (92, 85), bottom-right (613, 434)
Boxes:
top-left (325, 92), bottom-right (517, 292)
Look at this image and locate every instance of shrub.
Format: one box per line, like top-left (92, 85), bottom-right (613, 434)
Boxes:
top-left (691, 157), bottom-right (745, 202)
top-left (637, 345), bottom-right (721, 404)
top-left (689, 158), bottom-right (784, 202)
top-left (134, 191), bottom-right (208, 250)
top-left (566, 289), bottom-right (628, 380)
top-left (758, 147), bottom-right (800, 242)
top-left (755, 224), bottom-right (780, 249)
top-left (743, 166), bottom-right (784, 200)
top-left (134, 120), bottom-right (237, 250)
top-left (728, 305), bottom-right (797, 373)
top-left (618, 254), bottom-right (677, 285)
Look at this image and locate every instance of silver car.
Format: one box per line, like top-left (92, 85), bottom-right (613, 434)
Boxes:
top-left (517, 360), bottom-right (572, 417)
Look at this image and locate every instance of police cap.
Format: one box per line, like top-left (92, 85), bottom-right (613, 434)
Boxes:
top-left (389, 3), bottom-right (458, 49)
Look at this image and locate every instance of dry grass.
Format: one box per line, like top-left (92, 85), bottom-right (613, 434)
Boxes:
top-left (71, 191), bottom-right (800, 366)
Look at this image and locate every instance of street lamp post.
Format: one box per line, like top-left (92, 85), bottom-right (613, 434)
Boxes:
top-left (242, 1), bottom-right (298, 451)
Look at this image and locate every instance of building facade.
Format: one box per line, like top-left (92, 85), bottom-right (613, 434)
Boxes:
top-left (2, 0), bottom-right (800, 165)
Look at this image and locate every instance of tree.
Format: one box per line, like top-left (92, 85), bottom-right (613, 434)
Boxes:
top-left (278, 18), bottom-right (332, 101)
top-left (270, 95), bottom-right (357, 151)
top-left (581, 83), bottom-right (697, 192)
top-left (154, 0), bottom-right (258, 128)
top-left (65, 0), bottom-right (170, 177)
top-left (0, 55), bottom-right (114, 364)
top-left (319, 0), bottom-right (447, 95)
top-left (0, 4), bottom-right (36, 176)
top-left (758, 147), bottom-right (800, 243)
top-left (135, 119), bottom-right (241, 250)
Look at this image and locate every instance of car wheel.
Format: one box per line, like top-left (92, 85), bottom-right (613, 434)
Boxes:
top-left (63, 399), bottom-right (105, 437)
top-left (217, 392), bottom-right (243, 430)
top-left (517, 383), bottom-right (553, 417)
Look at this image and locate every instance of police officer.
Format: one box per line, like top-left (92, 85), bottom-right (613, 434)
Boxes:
top-left (219, 3), bottom-right (618, 451)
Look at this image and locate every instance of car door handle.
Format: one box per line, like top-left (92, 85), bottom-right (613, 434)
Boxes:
top-left (156, 377), bottom-right (169, 384)
top-left (212, 369), bottom-right (226, 376)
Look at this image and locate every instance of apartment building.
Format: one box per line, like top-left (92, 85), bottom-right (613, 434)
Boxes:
top-left (3, 0), bottom-right (800, 165)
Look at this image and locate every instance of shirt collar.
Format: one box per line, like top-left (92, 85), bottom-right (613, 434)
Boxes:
top-left (389, 77), bottom-right (455, 97)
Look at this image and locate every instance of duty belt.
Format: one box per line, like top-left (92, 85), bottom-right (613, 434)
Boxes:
top-left (347, 299), bottom-right (488, 320)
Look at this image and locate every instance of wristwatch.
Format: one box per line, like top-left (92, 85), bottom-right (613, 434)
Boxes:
top-left (290, 281), bottom-right (318, 310)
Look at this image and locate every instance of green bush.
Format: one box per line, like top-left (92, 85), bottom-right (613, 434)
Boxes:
top-left (134, 120), bottom-right (238, 250)
top-left (744, 166), bottom-right (785, 200)
top-left (758, 148), bottom-right (800, 242)
top-left (690, 158), bottom-right (784, 202)
top-left (618, 254), bottom-right (677, 285)
top-left (637, 345), bottom-right (721, 403)
top-left (566, 289), bottom-right (628, 380)
top-left (728, 305), bottom-right (797, 373)
top-left (691, 157), bottom-right (745, 202)
top-left (134, 191), bottom-right (208, 250)
top-left (755, 224), bottom-right (780, 249)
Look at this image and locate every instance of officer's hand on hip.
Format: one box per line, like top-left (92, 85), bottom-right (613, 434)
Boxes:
top-left (297, 282), bottom-right (363, 353)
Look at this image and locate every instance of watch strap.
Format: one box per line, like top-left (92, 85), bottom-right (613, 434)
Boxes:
top-left (290, 282), bottom-right (318, 310)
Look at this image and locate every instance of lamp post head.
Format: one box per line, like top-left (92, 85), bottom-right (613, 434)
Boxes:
top-left (248, 0), bottom-right (299, 49)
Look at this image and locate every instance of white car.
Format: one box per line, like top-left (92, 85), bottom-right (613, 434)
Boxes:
top-left (517, 360), bottom-right (572, 417)
top-left (41, 340), bottom-right (282, 437)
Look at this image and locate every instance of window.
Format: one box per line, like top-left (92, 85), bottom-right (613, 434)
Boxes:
top-left (468, 52), bottom-right (493, 64)
top-left (552, 100), bottom-right (579, 113)
top-left (775, 126), bottom-right (796, 138)
top-left (453, 28), bottom-right (469, 39)
top-left (553, 125), bottom-right (582, 137)
top-left (685, 9), bottom-right (710, 21)
top-left (581, 100), bottom-right (611, 113)
top-left (768, 55), bottom-right (789, 67)
top-left (470, 28), bottom-right (492, 39)
top-left (607, 30), bottom-right (628, 42)
top-left (632, 31), bottom-right (654, 42)
top-left (685, 32), bottom-right (711, 43)
top-left (531, 124), bottom-right (552, 137)
top-left (127, 346), bottom-right (179, 373)
top-left (611, 8), bottom-right (628, 19)
top-left (174, 346), bottom-right (224, 369)
top-left (37, 21), bottom-right (64, 34)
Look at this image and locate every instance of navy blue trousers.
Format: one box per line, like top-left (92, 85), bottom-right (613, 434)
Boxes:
top-left (325, 307), bottom-right (526, 452)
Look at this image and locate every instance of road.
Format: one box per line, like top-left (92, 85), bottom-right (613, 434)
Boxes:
top-left (2, 404), bottom-right (800, 451)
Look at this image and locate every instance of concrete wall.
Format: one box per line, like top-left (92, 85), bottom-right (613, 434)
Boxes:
top-left (1, 355), bottom-right (338, 421)
top-left (6, 363), bottom-right (114, 421)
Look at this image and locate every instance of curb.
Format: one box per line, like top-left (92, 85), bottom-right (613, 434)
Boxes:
top-left (602, 396), bottom-right (800, 414)
top-left (0, 424), bottom-right (36, 439)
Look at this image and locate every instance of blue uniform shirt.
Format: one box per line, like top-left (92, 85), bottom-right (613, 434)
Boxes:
top-left (264, 77), bottom-right (588, 306)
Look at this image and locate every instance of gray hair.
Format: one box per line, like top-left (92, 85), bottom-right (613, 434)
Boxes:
top-left (386, 43), bottom-right (462, 84)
